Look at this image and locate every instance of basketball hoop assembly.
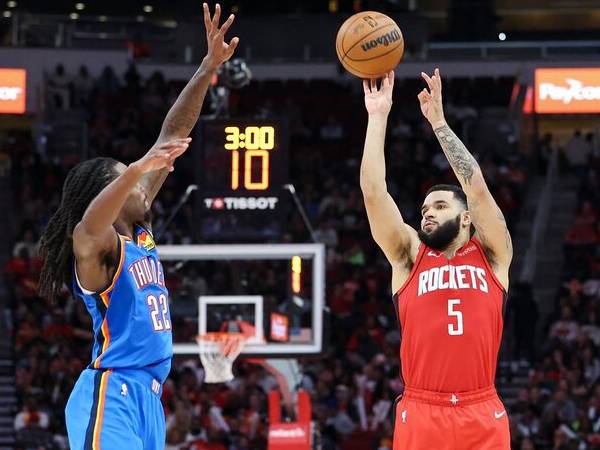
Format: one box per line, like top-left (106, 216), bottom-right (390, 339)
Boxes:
top-left (160, 243), bottom-right (326, 446)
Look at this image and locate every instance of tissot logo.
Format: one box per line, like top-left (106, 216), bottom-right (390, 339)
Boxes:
top-left (204, 196), bottom-right (278, 210)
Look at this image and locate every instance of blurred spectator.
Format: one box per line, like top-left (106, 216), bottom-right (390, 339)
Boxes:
top-left (12, 228), bottom-right (38, 259)
top-left (14, 396), bottom-right (56, 449)
top-left (564, 130), bottom-right (591, 176)
top-left (96, 65), bottom-right (121, 96)
top-left (166, 399), bottom-right (193, 449)
top-left (565, 201), bottom-right (598, 246)
top-left (14, 396), bottom-right (49, 431)
top-left (542, 389), bottom-right (577, 425)
top-left (389, 117), bottom-right (412, 139)
top-left (72, 65), bottom-right (94, 109)
top-left (319, 115), bottom-right (344, 140)
top-left (46, 64), bottom-right (70, 109)
top-left (549, 307), bottom-right (579, 343)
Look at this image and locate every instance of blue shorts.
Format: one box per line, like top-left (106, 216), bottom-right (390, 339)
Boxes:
top-left (65, 368), bottom-right (166, 450)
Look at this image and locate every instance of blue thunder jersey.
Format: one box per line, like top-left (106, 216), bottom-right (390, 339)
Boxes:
top-left (73, 224), bottom-right (173, 383)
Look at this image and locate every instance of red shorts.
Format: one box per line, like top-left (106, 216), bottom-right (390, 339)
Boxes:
top-left (393, 385), bottom-right (510, 450)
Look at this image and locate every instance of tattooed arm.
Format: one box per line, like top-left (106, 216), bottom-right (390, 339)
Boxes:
top-left (143, 3), bottom-right (239, 203)
top-left (418, 69), bottom-right (512, 281)
top-left (432, 124), bottom-right (512, 267)
top-left (143, 59), bottom-right (214, 204)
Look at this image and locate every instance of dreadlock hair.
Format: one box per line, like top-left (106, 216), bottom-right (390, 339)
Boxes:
top-left (38, 157), bottom-right (118, 301)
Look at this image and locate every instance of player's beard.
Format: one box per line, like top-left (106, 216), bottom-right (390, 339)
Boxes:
top-left (418, 214), bottom-right (461, 251)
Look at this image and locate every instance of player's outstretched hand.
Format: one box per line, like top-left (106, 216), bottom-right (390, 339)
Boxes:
top-left (131, 138), bottom-right (191, 174)
top-left (203, 3), bottom-right (239, 69)
top-left (418, 67), bottom-right (446, 129)
top-left (363, 70), bottom-right (395, 117)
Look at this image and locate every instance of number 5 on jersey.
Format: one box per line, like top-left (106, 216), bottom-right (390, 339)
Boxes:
top-left (448, 299), bottom-right (463, 336)
top-left (147, 293), bottom-right (172, 332)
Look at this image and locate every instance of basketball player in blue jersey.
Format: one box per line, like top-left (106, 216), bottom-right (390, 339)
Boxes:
top-left (37, 4), bottom-right (238, 449)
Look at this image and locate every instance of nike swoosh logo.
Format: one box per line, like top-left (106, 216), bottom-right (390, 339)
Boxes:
top-left (427, 251), bottom-right (440, 257)
top-left (494, 410), bottom-right (506, 419)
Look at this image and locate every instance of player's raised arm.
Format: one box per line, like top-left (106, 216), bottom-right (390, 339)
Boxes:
top-left (360, 71), bottom-right (419, 266)
top-left (142, 3), bottom-right (240, 203)
top-left (418, 68), bottom-right (512, 274)
top-left (72, 140), bottom-right (189, 292)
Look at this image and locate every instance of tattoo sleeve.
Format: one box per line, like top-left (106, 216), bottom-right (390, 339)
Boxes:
top-left (159, 60), bottom-right (215, 141)
top-left (433, 126), bottom-right (512, 269)
top-left (433, 124), bottom-right (480, 186)
top-left (143, 60), bottom-right (216, 202)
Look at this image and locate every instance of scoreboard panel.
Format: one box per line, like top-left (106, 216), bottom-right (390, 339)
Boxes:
top-left (195, 118), bottom-right (289, 240)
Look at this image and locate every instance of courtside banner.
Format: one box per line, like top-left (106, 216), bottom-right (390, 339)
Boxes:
top-left (268, 423), bottom-right (311, 449)
top-left (535, 68), bottom-right (600, 114)
top-left (0, 68), bottom-right (26, 114)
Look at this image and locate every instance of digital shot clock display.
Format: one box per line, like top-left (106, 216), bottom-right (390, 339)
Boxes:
top-left (195, 118), bottom-right (289, 240)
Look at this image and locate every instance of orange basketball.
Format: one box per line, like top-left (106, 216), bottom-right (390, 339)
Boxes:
top-left (335, 11), bottom-right (404, 78)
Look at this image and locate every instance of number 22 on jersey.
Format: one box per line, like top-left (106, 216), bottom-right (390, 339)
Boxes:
top-left (147, 293), bottom-right (171, 332)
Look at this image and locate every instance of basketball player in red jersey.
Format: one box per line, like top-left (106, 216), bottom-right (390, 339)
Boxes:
top-left (360, 69), bottom-right (512, 449)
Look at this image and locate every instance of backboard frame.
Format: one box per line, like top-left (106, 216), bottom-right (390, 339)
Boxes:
top-left (160, 244), bottom-right (325, 356)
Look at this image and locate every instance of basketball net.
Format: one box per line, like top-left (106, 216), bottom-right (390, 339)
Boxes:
top-left (196, 332), bottom-right (247, 383)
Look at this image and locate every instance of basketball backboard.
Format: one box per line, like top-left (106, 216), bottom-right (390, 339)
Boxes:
top-left (159, 244), bottom-right (325, 356)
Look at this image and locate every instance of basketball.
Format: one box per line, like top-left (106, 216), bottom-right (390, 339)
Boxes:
top-left (335, 11), bottom-right (404, 78)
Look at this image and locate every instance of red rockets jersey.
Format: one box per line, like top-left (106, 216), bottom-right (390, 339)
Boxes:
top-left (392, 237), bottom-right (507, 393)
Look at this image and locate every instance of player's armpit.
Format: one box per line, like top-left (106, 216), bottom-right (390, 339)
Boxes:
top-left (468, 185), bottom-right (513, 269)
top-left (73, 224), bottom-right (120, 292)
top-left (363, 191), bottom-right (419, 265)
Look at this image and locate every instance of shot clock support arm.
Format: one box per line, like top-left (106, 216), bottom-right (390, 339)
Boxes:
top-left (284, 184), bottom-right (318, 243)
top-left (155, 184), bottom-right (198, 240)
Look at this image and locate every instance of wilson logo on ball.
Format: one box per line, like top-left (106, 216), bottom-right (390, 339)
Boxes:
top-left (361, 29), bottom-right (402, 52)
top-left (362, 16), bottom-right (378, 28)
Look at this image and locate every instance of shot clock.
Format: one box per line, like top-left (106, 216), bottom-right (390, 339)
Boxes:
top-left (195, 118), bottom-right (289, 240)
top-left (224, 125), bottom-right (275, 190)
